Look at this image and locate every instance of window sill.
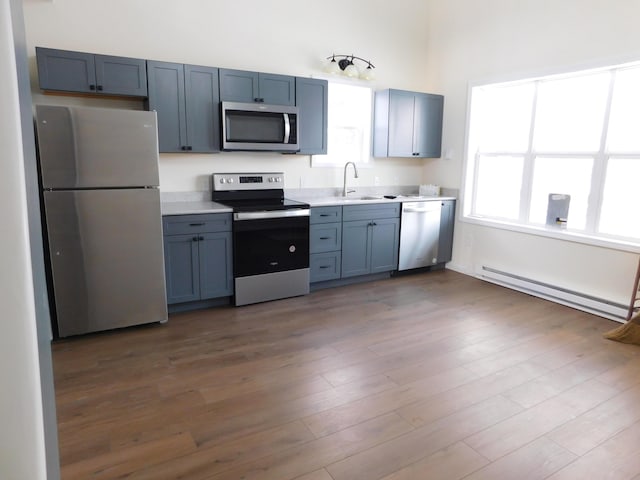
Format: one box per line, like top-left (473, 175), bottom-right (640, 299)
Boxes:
top-left (461, 215), bottom-right (640, 253)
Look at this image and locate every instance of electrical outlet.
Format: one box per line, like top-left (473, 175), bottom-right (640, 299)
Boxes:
top-left (374, 176), bottom-right (380, 186)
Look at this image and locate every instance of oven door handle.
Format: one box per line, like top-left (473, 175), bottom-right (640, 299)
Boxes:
top-left (234, 208), bottom-right (310, 221)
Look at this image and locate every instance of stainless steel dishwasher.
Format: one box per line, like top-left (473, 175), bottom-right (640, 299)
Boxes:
top-left (398, 200), bottom-right (442, 270)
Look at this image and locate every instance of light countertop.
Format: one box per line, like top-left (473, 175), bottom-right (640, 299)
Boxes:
top-left (161, 200), bottom-right (231, 216)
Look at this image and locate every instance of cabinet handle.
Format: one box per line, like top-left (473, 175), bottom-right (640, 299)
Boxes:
top-left (89, 84), bottom-right (96, 90)
top-left (182, 146), bottom-right (188, 151)
top-left (199, 236), bottom-right (204, 241)
top-left (97, 85), bottom-right (103, 91)
top-left (319, 214), bottom-right (331, 217)
top-left (189, 222), bottom-right (205, 226)
top-left (319, 265), bottom-right (330, 269)
top-left (187, 146), bottom-right (193, 151)
top-left (319, 237), bottom-right (331, 240)
top-left (192, 236), bottom-right (198, 242)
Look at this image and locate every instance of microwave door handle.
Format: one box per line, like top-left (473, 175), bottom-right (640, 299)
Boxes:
top-left (283, 113), bottom-right (291, 144)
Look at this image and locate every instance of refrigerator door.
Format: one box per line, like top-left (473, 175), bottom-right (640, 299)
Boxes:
top-left (43, 188), bottom-right (167, 337)
top-left (36, 105), bottom-right (160, 189)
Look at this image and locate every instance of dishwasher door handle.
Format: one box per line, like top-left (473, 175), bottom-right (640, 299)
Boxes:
top-left (403, 207), bottom-right (438, 213)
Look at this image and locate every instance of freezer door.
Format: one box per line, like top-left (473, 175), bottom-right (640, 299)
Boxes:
top-left (35, 105), bottom-right (160, 189)
top-left (43, 188), bottom-right (167, 337)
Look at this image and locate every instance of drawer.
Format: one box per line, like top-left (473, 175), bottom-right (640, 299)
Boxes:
top-left (310, 223), bottom-right (342, 253)
top-left (163, 213), bottom-right (232, 235)
top-left (342, 203), bottom-right (400, 222)
top-left (310, 206), bottom-right (342, 224)
top-left (310, 251), bottom-right (342, 282)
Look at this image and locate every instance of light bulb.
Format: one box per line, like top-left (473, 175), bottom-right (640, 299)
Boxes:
top-left (343, 63), bottom-right (359, 78)
top-left (324, 59), bottom-right (341, 75)
top-left (360, 66), bottom-right (376, 81)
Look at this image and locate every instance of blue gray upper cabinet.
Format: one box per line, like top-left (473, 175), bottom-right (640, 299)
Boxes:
top-left (295, 77), bottom-right (328, 155)
top-left (219, 68), bottom-right (295, 105)
top-left (36, 47), bottom-right (147, 97)
top-left (373, 89), bottom-right (444, 158)
top-left (146, 61), bottom-right (220, 153)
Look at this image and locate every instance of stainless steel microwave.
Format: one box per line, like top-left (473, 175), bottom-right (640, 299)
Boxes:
top-left (221, 101), bottom-right (299, 152)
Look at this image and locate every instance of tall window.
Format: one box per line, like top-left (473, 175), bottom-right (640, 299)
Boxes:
top-left (312, 81), bottom-right (373, 167)
top-left (465, 62), bottom-right (640, 243)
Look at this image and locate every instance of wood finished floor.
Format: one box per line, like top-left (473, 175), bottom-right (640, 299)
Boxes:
top-left (53, 270), bottom-right (640, 480)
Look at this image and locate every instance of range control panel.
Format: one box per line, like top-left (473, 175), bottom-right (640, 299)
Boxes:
top-left (212, 172), bottom-right (284, 191)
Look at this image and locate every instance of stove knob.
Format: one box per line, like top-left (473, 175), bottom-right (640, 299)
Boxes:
top-left (228, 178), bottom-right (234, 184)
top-left (219, 178), bottom-right (226, 184)
top-left (276, 177), bottom-right (282, 183)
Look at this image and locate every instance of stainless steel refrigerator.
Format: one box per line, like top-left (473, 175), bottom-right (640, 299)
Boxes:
top-left (35, 105), bottom-right (168, 337)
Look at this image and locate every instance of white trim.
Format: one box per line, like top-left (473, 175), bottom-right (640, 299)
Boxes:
top-left (461, 214), bottom-right (640, 254)
top-left (477, 266), bottom-right (628, 322)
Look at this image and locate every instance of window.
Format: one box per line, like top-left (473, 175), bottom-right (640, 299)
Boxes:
top-left (312, 81), bottom-right (373, 167)
top-left (464, 62), bottom-right (640, 244)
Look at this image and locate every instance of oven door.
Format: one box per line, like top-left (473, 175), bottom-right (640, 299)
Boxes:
top-left (233, 212), bottom-right (309, 277)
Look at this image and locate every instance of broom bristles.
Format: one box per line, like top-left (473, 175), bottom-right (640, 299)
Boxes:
top-left (603, 312), bottom-right (640, 344)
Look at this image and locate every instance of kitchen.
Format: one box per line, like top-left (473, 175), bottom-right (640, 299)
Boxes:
top-left (4, 0), bottom-right (640, 479)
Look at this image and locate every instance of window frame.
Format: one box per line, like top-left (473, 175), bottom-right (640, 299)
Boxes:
top-left (462, 62), bottom-right (640, 253)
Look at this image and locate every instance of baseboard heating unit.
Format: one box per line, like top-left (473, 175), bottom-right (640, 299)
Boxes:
top-left (478, 266), bottom-right (628, 322)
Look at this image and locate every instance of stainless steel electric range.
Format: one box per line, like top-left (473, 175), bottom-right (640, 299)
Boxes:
top-left (212, 172), bottom-right (310, 306)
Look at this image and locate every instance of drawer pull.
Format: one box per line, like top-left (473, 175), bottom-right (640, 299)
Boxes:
top-left (319, 236), bottom-right (331, 240)
top-left (189, 222), bottom-right (205, 226)
top-left (319, 265), bottom-right (330, 269)
top-left (319, 214), bottom-right (331, 217)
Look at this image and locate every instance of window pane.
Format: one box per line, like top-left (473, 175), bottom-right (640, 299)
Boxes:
top-left (607, 67), bottom-right (640, 153)
top-left (529, 157), bottom-right (592, 230)
top-left (471, 83), bottom-right (534, 152)
top-left (533, 73), bottom-right (610, 153)
top-left (313, 82), bottom-right (372, 166)
top-left (600, 158), bottom-right (640, 239)
top-left (474, 155), bottom-right (523, 219)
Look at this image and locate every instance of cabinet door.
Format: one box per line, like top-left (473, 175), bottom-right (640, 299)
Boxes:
top-left (370, 218), bottom-right (400, 274)
top-left (219, 68), bottom-right (259, 103)
top-left (341, 220), bottom-right (371, 278)
top-left (414, 93), bottom-right (444, 158)
top-left (437, 200), bottom-right (456, 263)
top-left (164, 234), bottom-right (200, 304)
top-left (296, 77), bottom-right (328, 154)
top-left (94, 55), bottom-right (147, 96)
top-left (259, 73), bottom-right (295, 105)
top-left (199, 231), bottom-right (233, 299)
top-left (36, 47), bottom-right (96, 93)
top-left (147, 61), bottom-right (187, 153)
top-left (184, 65), bottom-right (221, 153)
top-left (387, 90), bottom-right (417, 157)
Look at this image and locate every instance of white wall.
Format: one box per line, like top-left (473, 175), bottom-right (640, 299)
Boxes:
top-left (22, 0), bottom-right (438, 192)
top-left (423, 0), bottom-right (640, 305)
top-left (0, 0), bottom-right (47, 478)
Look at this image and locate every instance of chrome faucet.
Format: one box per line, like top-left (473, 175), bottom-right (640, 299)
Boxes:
top-left (342, 162), bottom-right (359, 197)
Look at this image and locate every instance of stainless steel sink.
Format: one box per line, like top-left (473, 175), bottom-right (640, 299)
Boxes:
top-left (342, 195), bottom-right (384, 202)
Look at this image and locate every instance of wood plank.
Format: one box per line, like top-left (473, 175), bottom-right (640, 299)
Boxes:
top-left (51, 270), bottom-right (640, 480)
top-left (206, 412), bottom-right (414, 480)
top-left (461, 436), bottom-right (577, 480)
top-left (545, 420), bottom-right (640, 479)
top-left (464, 379), bottom-right (619, 461)
top-left (380, 441), bottom-right (488, 480)
top-left (326, 395), bottom-right (523, 480)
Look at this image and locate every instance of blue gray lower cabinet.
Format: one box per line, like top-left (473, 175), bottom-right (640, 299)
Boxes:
top-left (310, 204), bottom-right (400, 282)
top-left (162, 214), bottom-right (233, 305)
top-left (437, 199), bottom-right (456, 264)
top-left (341, 203), bottom-right (400, 278)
